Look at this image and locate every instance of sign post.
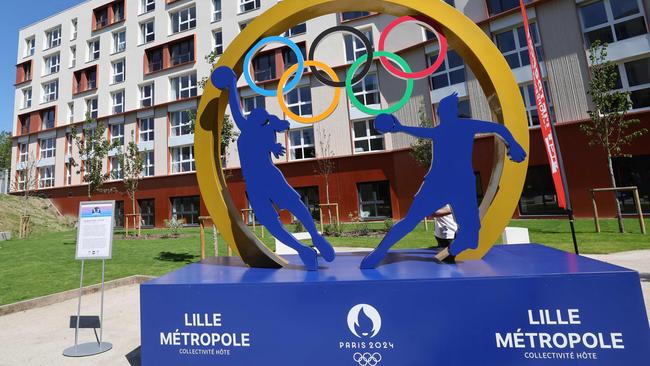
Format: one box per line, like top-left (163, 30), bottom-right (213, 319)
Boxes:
top-left (63, 201), bottom-right (115, 357)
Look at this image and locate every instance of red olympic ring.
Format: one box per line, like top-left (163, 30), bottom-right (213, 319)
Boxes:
top-left (378, 15), bottom-right (448, 80)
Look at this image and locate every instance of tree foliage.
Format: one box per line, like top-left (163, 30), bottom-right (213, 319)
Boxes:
top-left (409, 107), bottom-right (434, 167)
top-left (582, 41), bottom-right (647, 233)
top-left (71, 114), bottom-right (120, 199)
top-left (0, 131), bottom-right (12, 171)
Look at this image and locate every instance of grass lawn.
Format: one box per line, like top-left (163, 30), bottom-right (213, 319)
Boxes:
top-left (0, 218), bottom-right (647, 306)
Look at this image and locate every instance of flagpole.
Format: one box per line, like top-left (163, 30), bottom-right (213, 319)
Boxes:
top-left (519, 0), bottom-right (579, 254)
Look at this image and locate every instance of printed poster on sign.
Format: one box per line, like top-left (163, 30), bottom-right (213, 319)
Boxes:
top-left (75, 200), bottom-right (115, 260)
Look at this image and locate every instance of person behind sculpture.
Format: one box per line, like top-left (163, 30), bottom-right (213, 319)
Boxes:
top-left (433, 204), bottom-right (457, 249)
top-left (361, 93), bottom-right (527, 269)
top-left (211, 66), bottom-right (336, 271)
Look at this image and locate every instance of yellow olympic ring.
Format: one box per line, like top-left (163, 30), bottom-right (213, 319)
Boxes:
top-left (277, 60), bottom-right (342, 124)
top-left (195, 0), bottom-right (530, 267)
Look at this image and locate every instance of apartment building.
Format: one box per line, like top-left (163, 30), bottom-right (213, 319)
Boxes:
top-left (10, 0), bottom-right (650, 227)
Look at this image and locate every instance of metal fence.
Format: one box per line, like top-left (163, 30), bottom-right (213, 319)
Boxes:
top-left (0, 170), bottom-right (9, 194)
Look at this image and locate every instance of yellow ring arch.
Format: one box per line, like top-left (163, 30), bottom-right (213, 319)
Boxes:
top-left (277, 60), bottom-right (342, 124)
top-left (195, 0), bottom-right (529, 267)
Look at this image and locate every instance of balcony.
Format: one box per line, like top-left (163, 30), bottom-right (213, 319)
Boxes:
top-left (92, 0), bottom-right (126, 31)
top-left (73, 65), bottom-right (98, 95)
top-left (15, 61), bottom-right (32, 85)
top-left (144, 35), bottom-right (195, 75)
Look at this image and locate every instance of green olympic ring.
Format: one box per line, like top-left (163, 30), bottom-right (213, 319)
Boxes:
top-left (346, 51), bottom-right (414, 116)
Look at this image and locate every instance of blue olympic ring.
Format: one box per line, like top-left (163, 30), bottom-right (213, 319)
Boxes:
top-left (243, 36), bottom-right (305, 97)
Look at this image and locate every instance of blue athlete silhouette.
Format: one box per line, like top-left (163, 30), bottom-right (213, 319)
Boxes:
top-left (360, 93), bottom-right (527, 269)
top-left (211, 66), bottom-right (336, 271)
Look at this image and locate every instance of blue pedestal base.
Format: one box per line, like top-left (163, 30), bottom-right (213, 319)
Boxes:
top-left (140, 244), bottom-right (650, 365)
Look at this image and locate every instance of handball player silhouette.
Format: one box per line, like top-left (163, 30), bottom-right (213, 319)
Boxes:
top-left (360, 93), bottom-right (527, 268)
top-left (211, 66), bottom-right (335, 270)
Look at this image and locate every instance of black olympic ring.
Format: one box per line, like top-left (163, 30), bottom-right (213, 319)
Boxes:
top-left (353, 352), bottom-right (382, 366)
top-left (308, 25), bottom-right (374, 88)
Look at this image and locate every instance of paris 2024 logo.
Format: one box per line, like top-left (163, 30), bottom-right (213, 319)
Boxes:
top-left (341, 304), bottom-right (395, 366)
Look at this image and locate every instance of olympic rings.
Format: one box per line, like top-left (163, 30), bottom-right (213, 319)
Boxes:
top-left (353, 352), bottom-right (382, 366)
top-left (243, 36), bottom-right (305, 97)
top-left (277, 61), bottom-right (342, 124)
top-left (378, 16), bottom-right (448, 80)
top-left (308, 25), bottom-right (374, 88)
top-left (346, 51), bottom-right (414, 116)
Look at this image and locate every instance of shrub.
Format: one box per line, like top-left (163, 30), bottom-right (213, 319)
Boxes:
top-left (293, 220), bottom-right (305, 233)
top-left (164, 217), bottom-right (184, 237)
top-left (384, 218), bottom-right (394, 231)
top-left (323, 223), bottom-right (342, 237)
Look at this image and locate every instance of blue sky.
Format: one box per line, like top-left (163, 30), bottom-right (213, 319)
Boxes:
top-left (0, 0), bottom-right (82, 133)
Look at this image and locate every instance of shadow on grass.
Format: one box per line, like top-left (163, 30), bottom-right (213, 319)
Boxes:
top-left (155, 251), bottom-right (197, 264)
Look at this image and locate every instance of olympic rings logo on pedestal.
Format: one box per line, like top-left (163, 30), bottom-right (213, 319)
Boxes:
top-left (240, 16), bottom-right (449, 123)
top-left (353, 352), bottom-right (382, 366)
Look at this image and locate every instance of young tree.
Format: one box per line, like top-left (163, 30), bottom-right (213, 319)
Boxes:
top-left (12, 152), bottom-right (40, 238)
top-left (410, 106), bottom-right (434, 167)
top-left (583, 41), bottom-right (647, 233)
top-left (117, 131), bottom-right (145, 235)
top-left (316, 129), bottom-right (336, 204)
top-left (0, 131), bottom-right (12, 171)
top-left (71, 114), bottom-right (119, 200)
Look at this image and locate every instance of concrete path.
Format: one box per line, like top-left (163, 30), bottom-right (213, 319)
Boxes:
top-left (0, 248), bottom-right (648, 366)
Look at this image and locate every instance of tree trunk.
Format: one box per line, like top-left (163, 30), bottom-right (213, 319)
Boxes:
top-left (606, 154), bottom-right (625, 233)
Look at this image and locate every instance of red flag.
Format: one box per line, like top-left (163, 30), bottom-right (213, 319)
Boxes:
top-left (520, 0), bottom-right (567, 209)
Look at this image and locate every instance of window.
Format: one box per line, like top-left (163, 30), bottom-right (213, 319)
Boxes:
top-left (66, 133), bottom-right (73, 154)
top-left (113, 30), bottom-right (126, 53)
top-left (65, 163), bottom-right (72, 185)
top-left (170, 38), bottom-right (194, 66)
top-left (115, 201), bottom-right (125, 228)
top-left (519, 165), bottom-right (564, 215)
top-left (171, 145), bottom-right (195, 173)
top-left (352, 74), bottom-right (380, 106)
top-left (147, 48), bottom-right (163, 73)
top-left (111, 91), bottom-right (125, 114)
top-left (141, 0), bottom-right (155, 13)
top-left (353, 119), bottom-right (384, 153)
top-left (70, 46), bottom-right (77, 68)
top-left (139, 199), bottom-right (155, 227)
top-left (44, 53), bottom-right (60, 75)
top-left (110, 157), bottom-right (123, 180)
top-left (171, 7), bottom-right (196, 34)
top-left (170, 73), bottom-right (197, 100)
top-left (87, 98), bottom-right (98, 119)
top-left (295, 186), bottom-right (321, 220)
top-left (487, 0), bottom-right (531, 16)
top-left (19, 115), bottom-right (31, 135)
top-left (243, 95), bottom-right (265, 116)
top-left (171, 196), bottom-right (200, 225)
top-left (45, 27), bottom-right (61, 49)
top-left (88, 39), bottom-right (100, 61)
top-left (213, 0), bottom-right (222, 22)
top-left (341, 12), bottom-right (371, 22)
top-left (18, 143), bottom-right (28, 163)
top-left (357, 181), bottom-right (392, 219)
top-left (614, 57), bottom-right (650, 110)
top-left (239, 0), bottom-right (260, 13)
top-left (68, 102), bottom-right (74, 123)
top-left (436, 99), bottom-right (472, 119)
top-left (74, 66), bottom-right (97, 93)
top-left (285, 23), bottom-right (307, 37)
top-left (113, 1), bottom-right (125, 22)
top-left (285, 86), bottom-right (312, 117)
top-left (613, 154), bottom-right (650, 213)
top-left (429, 50), bottom-right (466, 90)
top-left (139, 118), bottom-right (155, 141)
top-left (16, 170), bottom-right (27, 191)
top-left (239, 21), bottom-right (250, 32)
top-left (170, 110), bottom-right (195, 136)
top-left (282, 43), bottom-right (306, 71)
top-left (43, 80), bottom-right (59, 103)
top-left (112, 59), bottom-right (125, 83)
top-left (22, 88), bottom-right (32, 109)
top-left (17, 61), bottom-right (32, 84)
top-left (39, 166), bottom-right (55, 188)
top-left (40, 138), bottom-right (56, 159)
top-left (140, 84), bottom-right (154, 107)
top-left (213, 30), bottom-right (223, 56)
top-left (110, 123), bottom-right (124, 145)
top-left (141, 151), bottom-right (154, 177)
top-left (25, 37), bottom-right (35, 57)
top-left (520, 81), bottom-right (555, 127)
top-left (345, 29), bottom-right (373, 62)
top-left (71, 18), bottom-right (78, 40)
top-left (95, 7), bottom-right (109, 29)
top-left (579, 0), bottom-right (648, 46)
top-left (494, 23), bottom-right (543, 69)
top-left (289, 128), bottom-right (316, 160)
top-left (253, 53), bottom-right (276, 81)
top-left (141, 20), bottom-right (155, 44)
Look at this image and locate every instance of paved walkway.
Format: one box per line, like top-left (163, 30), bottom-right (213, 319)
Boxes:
top-left (0, 249), bottom-right (648, 366)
